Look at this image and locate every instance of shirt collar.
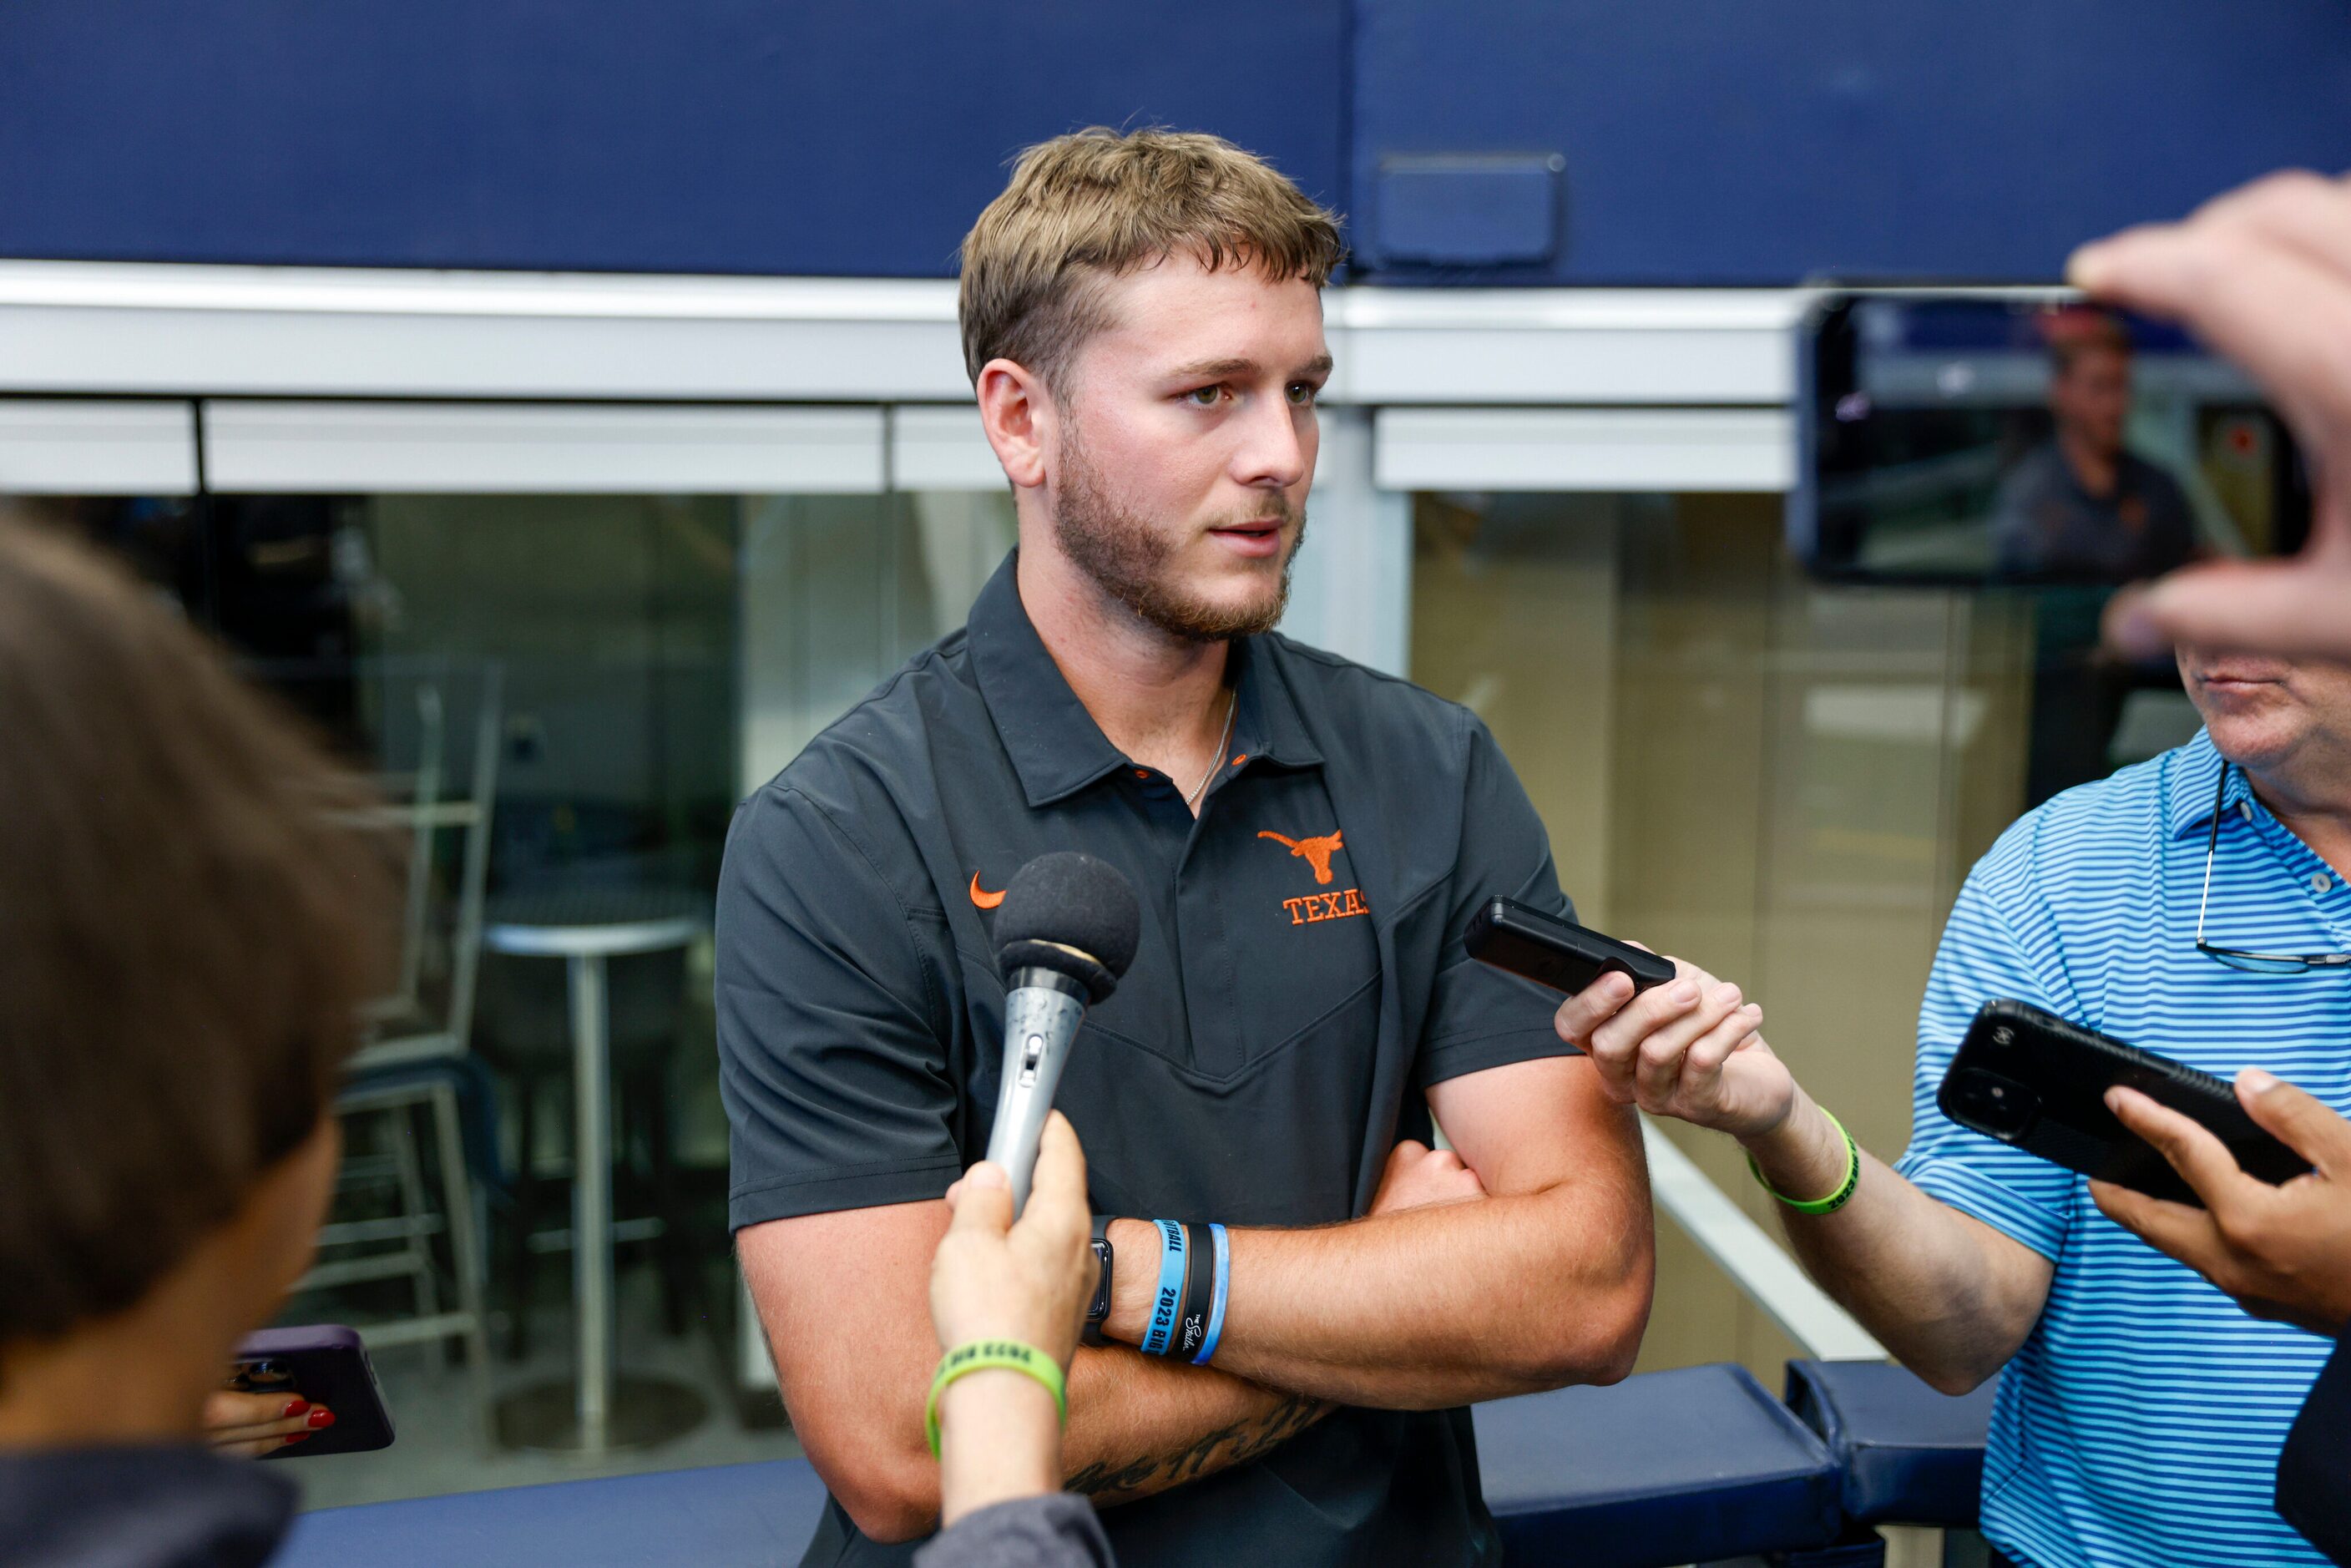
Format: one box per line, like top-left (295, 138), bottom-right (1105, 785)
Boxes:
top-left (968, 552), bottom-right (1322, 809)
top-left (1225, 632), bottom-right (1324, 774)
top-left (2166, 728), bottom-right (2258, 840)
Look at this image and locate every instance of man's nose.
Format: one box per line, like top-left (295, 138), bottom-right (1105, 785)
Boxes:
top-left (1232, 393), bottom-right (1311, 493)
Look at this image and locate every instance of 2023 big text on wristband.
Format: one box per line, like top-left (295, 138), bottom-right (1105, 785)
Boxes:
top-left (1129, 1217), bottom-right (1230, 1365)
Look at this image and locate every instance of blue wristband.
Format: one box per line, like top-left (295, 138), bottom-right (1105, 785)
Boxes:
top-left (1191, 1222), bottom-right (1231, 1366)
top-left (1140, 1219), bottom-right (1188, 1356)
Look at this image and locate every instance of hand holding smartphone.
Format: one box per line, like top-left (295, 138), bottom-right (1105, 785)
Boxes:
top-left (1464, 898), bottom-right (1676, 999)
top-left (231, 1326), bottom-right (395, 1459)
top-left (1938, 999), bottom-right (2310, 1206)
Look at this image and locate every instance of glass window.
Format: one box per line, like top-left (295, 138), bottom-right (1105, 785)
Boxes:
top-left (1413, 490), bottom-right (2040, 1378)
top-left (7, 477), bottom-right (1014, 1501)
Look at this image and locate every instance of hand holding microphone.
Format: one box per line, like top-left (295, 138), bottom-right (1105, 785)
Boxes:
top-left (983, 852), bottom-right (1140, 1214)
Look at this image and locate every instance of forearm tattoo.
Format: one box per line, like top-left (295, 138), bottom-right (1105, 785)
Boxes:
top-left (1066, 1393), bottom-right (1327, 1499)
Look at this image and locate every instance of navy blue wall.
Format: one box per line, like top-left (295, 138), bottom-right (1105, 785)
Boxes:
top-left (1, 2), bottom-right (2344, 283)
top-left (1353, 0), bottom-right (2351, 284)
top-left (0, 1), bottom-right (1345, 276)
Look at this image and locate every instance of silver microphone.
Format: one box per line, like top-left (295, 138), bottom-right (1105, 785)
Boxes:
top-left (980, 854), bottom-right (1141, 1213)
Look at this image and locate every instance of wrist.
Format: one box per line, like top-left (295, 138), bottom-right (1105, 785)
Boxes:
top-left (937, 1371), bottom-right (1062, 1527)
top-left (1740, 1090), bottom-right (1848, 1197)
top-left (1103, 1218), bottom-right (1159, 1343)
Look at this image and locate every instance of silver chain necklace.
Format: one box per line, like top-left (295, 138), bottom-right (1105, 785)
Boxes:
top-left (1183, 691), bottom-right (1238, 809)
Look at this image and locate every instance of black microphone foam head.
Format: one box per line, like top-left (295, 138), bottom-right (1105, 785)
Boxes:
top-left (994, 852), bottom-right (1141, 1004)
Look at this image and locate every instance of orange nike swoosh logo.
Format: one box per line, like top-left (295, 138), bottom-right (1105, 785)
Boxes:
top-left (969, 873), bottom-right (1006, 910)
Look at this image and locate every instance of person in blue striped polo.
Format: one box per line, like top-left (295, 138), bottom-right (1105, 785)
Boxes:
top-left (1552, 645), bottom-right (2351, 1566)
top-left (2066, 168), bottom-right (2351, 1567)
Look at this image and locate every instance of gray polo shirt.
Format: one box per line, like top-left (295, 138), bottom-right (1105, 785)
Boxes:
top-left (1990, 440), bottom-right (2196, 582)
top-left (718, 551), bottom-right (1579, 1568)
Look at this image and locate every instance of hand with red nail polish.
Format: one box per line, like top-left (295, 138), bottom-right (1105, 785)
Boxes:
top-left (203, 1387), bottom-right (330, 1459)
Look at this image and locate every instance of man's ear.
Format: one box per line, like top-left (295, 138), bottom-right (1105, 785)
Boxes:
top-left (975, 358), bottom-right (1054, 491)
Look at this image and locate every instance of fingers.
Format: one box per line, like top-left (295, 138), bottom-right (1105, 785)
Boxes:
top-left (203, 1388), bottom-right (332, 1454)
top-left (2190, 169), bottom-right (2351, 289)
top-left (1628, 981), bottom-right (1751, 1107)
top-left (2105, 1086), bottom-right (2264, 1210)
top-left (2122, 554), bottom-right (2351, 662)
top-left (2091, 1177), bottom-right (2226, 1268)
top-left (2068, 168), bottom-right (2351, 662)
top-left (2237, 1069), bottom-right (2351, 1176)
top-left (2071, 199), bottom-right (2351, 435)
top-left (947, 1158), bottom-right (1015, 1238)
top-left (206, 1388), bottom-right (302, 1429)
top-left (1554, 970), bottom-right (1636, 1050)
top-left (1021, 1111), bottom-right (1091, 1246)
top-left (1581, 964), bottom-right (1705, 1095)
top-left (1683, 1004), bottom-right (1765, 1078)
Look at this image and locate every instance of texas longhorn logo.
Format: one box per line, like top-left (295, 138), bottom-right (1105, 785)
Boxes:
top-left (1258, 829), bottom-right (1368, 928)
top-left (1257, 830), bottom-right (1344, 884)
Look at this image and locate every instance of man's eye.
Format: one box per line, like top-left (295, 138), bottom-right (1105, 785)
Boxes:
top-left (1287, 382), bottom-right (1320, 407)
top-left (1184, 386), bottom-right (1225, 407)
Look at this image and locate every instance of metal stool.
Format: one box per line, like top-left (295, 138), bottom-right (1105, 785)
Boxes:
top-left (482, 887), bottom-right (710, 1455)
top-left (295, 663), bottom-right (501, 1443)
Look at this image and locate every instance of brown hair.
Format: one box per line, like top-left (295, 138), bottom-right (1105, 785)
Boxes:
top-left (0, 520), bottom-right (394, 1348)
top-left (958, 126), bottom-right (1345, 390)
top-left (2045, 306), bottom-right (2134, 378)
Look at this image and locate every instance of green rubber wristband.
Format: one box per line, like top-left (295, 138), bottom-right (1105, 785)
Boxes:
top-left (1747, 1106), bottom-right (1860, 1216)
top-left (924, 1339), bottom-right (1068, 1459)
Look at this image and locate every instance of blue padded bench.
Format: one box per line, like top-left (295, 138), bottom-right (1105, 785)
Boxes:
top-left (275, 1456), bottom-right (830, 1568)
top-left (1474, 1363), bottom-right (1842, 1566)
top-left (278, 1363), bottom-right (1857, 1568)
top-left (1783, 1359), bottom-right (1996, 1528)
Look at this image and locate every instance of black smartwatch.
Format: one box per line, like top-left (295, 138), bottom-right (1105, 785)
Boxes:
top-left (1083, 1214), bottom-right (1114, 1347)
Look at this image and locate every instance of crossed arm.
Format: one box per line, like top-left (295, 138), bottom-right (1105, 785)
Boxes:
top-left (738, 1052), bottom-right (1652, 1541)
top-left (1555, 962), bottom-right (2057, 1394)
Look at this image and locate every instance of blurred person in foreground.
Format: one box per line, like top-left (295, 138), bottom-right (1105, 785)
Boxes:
top-left (2068, 169), bottom-right (2351, 1565)
top-left (0, 518), bottom-right (395, 1565)
top-left (0, 519), bottom-right (1115, 1568)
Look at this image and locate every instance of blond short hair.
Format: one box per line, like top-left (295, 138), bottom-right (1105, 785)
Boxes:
top-left (958, 127), bottom-right (1344, 390)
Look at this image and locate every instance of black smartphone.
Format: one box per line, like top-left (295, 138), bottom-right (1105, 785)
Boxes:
top-left (1465, 897), bottom-right (1677, 998)
top-left (231, 1324), bottom-right (396, 1458)
top-left (1938, 999), bottom-right (2309, 1206)
top-left (1792, 289), bottom-right (2307, 590)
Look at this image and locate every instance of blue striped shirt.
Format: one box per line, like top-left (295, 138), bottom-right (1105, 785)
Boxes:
top-left (1895, 729), bottom-right (2350, 1568)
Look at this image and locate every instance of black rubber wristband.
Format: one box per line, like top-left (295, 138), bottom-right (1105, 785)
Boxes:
top-left (1174, 1219), bottom-right (1218, 1360)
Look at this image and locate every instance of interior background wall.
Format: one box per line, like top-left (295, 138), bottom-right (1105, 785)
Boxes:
top-left (3, 2), bottom-right (2346, 284)
top-left (0, 1), bottom-right (1345, 276)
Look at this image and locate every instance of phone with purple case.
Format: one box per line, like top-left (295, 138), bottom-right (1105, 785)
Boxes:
top-left (230, 1325), bottom-right (395, 1458)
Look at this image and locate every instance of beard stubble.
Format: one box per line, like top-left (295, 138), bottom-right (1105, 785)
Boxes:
top-left (1051, 422), bottom-right (1304, 643)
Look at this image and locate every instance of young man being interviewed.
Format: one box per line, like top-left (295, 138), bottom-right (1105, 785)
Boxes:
top-left (719, 128), bottom-right (1652, 1567)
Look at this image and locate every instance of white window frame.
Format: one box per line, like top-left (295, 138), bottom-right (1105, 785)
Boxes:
top-left (0, 397), bottom-right (197, 494)
top-left (201, 401), bottom-right (886, 495)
